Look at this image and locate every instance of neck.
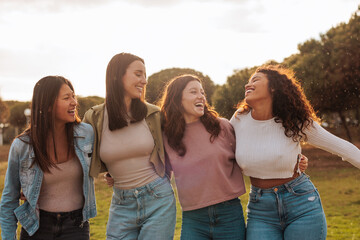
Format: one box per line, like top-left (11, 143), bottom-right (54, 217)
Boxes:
top-left (124, 96), bottom-right (132, 113)
top-left (54, 122), bottom-right (66, 136)
top-left (250, 101), bottom-right (273, 120)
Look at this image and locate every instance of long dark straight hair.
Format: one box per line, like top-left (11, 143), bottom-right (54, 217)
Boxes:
top-left (160, 74), bottom-right (220, 156)
top-left (105, 52), bottom-right (147, 131)
top-left (19, 76), bottom-right (80, 172)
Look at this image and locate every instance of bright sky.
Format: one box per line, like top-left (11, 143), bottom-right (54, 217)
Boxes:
top-left (0, 0), bottom-right (358, 101)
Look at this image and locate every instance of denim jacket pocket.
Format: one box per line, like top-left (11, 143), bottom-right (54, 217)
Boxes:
top-left (77, 143), bottom-right (93, 168)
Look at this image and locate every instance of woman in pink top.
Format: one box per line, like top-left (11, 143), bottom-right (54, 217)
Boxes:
top-left (160, 74), bottom-right (246, 239)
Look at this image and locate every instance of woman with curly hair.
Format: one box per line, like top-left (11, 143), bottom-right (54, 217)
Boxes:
top-left (230, 65), bottom-right (360, 240)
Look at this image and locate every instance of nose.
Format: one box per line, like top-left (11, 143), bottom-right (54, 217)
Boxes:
top-left (71, 97), bottom-right (77, 106)
top-left (141, 75), bottom-right (147, 85)
top-left (245, 82), bottom-right (251, 89)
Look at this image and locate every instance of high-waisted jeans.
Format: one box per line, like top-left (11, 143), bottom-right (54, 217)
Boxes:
top-left (246, 174), bottom-right (327, 240)
top-left (181, 198), bottom-right (246, 240)
top-left (106, 176), bottom-right (176, 240)
top-left (20, 208), bottom-right (89, 240)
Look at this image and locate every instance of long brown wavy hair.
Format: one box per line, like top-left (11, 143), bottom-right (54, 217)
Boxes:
top-left (160, 75), bottom-right (220, 156)
top-left (19, 76), bottom-right (81, 172)
top-left (237, 65), bottom-right (319, 142)
top-left (106, 52), bottom-right (147, 131)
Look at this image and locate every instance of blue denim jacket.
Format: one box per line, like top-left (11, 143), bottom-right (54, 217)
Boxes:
top-left (0, 123), bottom-right (97, 239)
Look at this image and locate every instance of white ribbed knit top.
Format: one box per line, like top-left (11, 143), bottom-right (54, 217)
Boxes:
top-left (230, 111), bottom-right (360, 179)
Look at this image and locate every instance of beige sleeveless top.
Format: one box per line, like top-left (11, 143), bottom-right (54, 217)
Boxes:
top-left (37, 157), bottom-right (84, 212)
top-left (100, 109), bottom-right (158, 189)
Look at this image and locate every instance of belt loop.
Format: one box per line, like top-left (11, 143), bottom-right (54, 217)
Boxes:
top-left (284, 183), bottom-right (292, 193)
top-left (119, 189), bottom-right (124, 200)
top-left (257, 188), bottom-right (262, 198)
top-left (146, 184), bottom-right (153, 194)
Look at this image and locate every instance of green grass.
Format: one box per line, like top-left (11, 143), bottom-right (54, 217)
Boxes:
top-left (0, 144), bottom-right (360, 239)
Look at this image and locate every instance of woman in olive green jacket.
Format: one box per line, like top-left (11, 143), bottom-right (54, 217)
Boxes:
top-left (83, 53), bottom-right (176, 240)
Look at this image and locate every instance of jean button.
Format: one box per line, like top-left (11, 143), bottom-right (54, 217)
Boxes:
top-left (134, 189), bottom-right (138, 195)
top-left (274, 188), bottom-right (278, 192)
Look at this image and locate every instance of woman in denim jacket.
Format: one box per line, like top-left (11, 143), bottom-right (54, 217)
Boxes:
top-left (0, 76), bottom-right (97, 240)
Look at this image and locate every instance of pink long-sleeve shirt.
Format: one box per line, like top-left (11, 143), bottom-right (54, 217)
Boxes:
top-left (164, 118), bottom-right (246, 211)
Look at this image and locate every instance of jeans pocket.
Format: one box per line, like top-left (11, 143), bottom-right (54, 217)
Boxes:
top-left (249, 191), bottom-right (259, 203)
top-left (289, 179), bottom-right (316, 196)
top-left (150, 181), bottom-right (174, 198)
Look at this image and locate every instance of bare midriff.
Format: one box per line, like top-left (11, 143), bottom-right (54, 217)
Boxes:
top-left (250, 172), bottom-right (300, 189)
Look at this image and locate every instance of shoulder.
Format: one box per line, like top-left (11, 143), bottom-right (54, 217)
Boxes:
top-left (8, 136), bottom-right (31, 160)
top-left (218, 117), bottom-right (235, 134)
top-left (218, 117), bottom-right (232, 128)
top-left (230, 110), bottom-right (249, 124)
top-left (145, 102), bottom-right (160, 115)
top-left (12, 136), bottom-right (29, 149)
top-left (84, 103), bottom-right (105, 117)
top-left (74, 123), bottom-right (94, 140)
top-left (76, 122), bottom-right (94, 132)
top-left (83, 103), bottom-right (105, 123)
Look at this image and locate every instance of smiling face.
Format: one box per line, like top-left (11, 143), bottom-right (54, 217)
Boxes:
top-left (181, 80), bottom-right (206, 123)
top-left (244, 72), bottom-right (273, 107)
top-left (54, 83), bottom-right (77, 125)
top-left (122, 60), bottom-right (147, 105)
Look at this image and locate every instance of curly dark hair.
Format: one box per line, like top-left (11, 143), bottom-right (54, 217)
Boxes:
top-left (160, 74), bottom-right (221, 156)
top-left (238, 65), bottom-right (319, 142)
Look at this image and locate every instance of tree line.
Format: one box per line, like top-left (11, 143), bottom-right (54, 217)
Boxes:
top-left (0, 6), bottom-right (359, 143)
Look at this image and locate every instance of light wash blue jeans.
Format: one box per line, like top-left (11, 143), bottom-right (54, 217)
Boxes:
top-left (106, 177), bottom-right (176, 240)
top-left (181, 198), bottom-right (246, 240)
top-left (246, 174), bottom-right (327, 240)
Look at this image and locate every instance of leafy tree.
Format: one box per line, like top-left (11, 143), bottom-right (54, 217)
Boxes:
top-left (284, 7), bottom-right (360, 141)
top-left (8, 102), bottom-right (30, 135)
top-left (0, 98), bottom-right (10, 124)
top-left (146, 68), bottom-right (216, 105)
top-left (77, 96), bottom-right (105, 119)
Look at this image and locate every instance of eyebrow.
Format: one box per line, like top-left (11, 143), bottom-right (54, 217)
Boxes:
top-left (61, 92), bottom-right (74, 97)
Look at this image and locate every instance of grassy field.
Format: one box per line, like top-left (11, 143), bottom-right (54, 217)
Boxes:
top-left (0, 143), bottom-right (359, 239)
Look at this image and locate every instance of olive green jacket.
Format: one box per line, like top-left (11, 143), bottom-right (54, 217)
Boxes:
top-left (83, 102), bottom-right (166, 178)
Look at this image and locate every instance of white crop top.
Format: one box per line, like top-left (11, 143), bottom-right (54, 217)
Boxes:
top-left (230, 111), bottom-right (360, 179)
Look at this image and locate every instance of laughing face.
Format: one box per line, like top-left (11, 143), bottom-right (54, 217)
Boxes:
top-left (54, 83), bottom-right (77, 125)
top-left (122, 60), bottom-right (147, 103)
top-left (244, 72), bottom-right (272, 106)
top-left (181, 80), bottom-right (206, 123)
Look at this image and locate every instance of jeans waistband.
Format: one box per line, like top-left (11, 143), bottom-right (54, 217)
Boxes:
top-left (39, 208), bottom-right (83, 219)
top-left (113, 176), bottom-right (169, 198)
top-left (250, 173), bottom-right (309, 193)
